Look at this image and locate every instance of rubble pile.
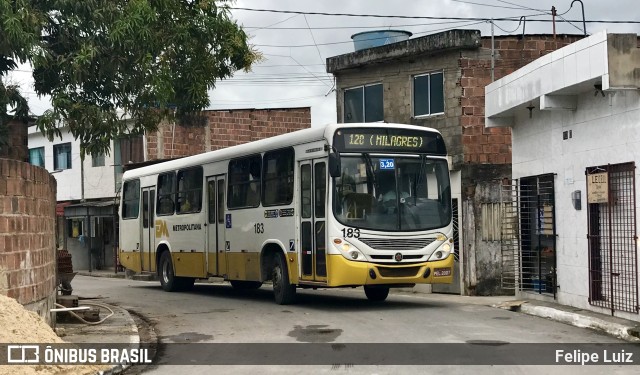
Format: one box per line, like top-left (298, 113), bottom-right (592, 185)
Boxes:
top-left (0, 293), bottom-right (107, 375)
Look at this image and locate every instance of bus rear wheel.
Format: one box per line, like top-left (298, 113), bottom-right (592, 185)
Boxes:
top-left (159, 252), bottom-right (194, 292)
top-left (364, 286), bottom-right (389, 302)
top-left (272, 253), bottom-right (296, 305)
top-left (230, 280), bottom-right (262, 290)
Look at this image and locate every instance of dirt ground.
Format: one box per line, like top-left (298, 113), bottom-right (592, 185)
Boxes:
top-left (0, 293), bottom-right (109, 375)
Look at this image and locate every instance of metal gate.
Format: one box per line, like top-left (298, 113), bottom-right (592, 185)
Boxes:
top-left (587, 162), bottom-right (638, 315)
top-left (500, 175), bottom-right (557, 296)
top-left (500, 179), bottom-right (520, 290)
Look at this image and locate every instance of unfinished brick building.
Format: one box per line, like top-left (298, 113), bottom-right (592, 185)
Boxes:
top-left (327, 29), bottom-right (582, 295)
top-left (145, 107), bottom-right (312, 160)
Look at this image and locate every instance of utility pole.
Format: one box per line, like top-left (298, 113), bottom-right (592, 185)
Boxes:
top-left (551, 6), bottom-right (557, 39)
top-left (490, 18), bottom-right (495, 82)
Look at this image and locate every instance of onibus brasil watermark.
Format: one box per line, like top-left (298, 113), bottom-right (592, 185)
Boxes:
top-left (6, 345), bottom-right (152, 365)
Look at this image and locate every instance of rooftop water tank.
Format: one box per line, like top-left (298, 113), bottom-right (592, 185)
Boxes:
top-left (351, 30), bottom-right (412, 51)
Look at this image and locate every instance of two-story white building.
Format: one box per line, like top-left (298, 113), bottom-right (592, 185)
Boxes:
top-left (486, 32), bottom-right (640, 321)
top-left (28, 124), bottom-right (143, 271)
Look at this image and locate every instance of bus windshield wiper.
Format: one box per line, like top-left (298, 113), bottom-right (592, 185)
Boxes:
top-left (362, 153), bottom-right (377, 191)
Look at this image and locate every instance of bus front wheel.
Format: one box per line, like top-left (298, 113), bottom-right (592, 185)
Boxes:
top-left (364, 286), bottom-right (389, 302)
top-left (272, 254), bottom-right (296, 305)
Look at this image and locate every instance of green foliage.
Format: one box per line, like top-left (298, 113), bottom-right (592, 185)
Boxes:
top-left (0, 0), bottom-right (43, 144)
top-left (0, 0), bottom-right (259, 156)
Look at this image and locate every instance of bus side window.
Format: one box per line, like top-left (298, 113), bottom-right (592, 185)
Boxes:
top-left (228, 155), bottom-right (262, 209)
top-left (157, 172), bottom-right (176, 215)
top-left (122, 179), bottom-right (140, 219)
top-left (177, 167), bottom-right (203, 214)
top-left (263, 148), bottom-right (294, 206)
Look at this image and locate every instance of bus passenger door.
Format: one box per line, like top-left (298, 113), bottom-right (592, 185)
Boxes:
top-left (299, 159), bottom-right (327, 282)
top-left (141, 187), bottom-right (155, 272)
top-left (206, 176), bottom-right (226, 276)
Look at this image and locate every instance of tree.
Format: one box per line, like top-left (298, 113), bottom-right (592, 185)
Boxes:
top-left (0, 0), bottom-right (41, 146)
top-left (0, 0), bottom-right (259, 156)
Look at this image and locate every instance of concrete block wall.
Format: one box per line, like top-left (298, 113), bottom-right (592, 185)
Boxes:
top-left (334, 49), bottom-right (464, 165)
top-left (146, 108), bottom-right (312, 160)
top-left (0, 159), bottom-right (58, 325)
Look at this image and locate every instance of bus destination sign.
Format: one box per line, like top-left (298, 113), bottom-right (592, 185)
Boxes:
top-left (334, 127), bottom-right (446, 155)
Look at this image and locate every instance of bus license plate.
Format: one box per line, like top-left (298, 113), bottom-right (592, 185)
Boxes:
top-left (434, 268), bottom-right (451, 277)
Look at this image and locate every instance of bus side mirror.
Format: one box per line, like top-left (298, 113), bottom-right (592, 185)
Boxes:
top-left (329, 153), bottom-right (341, 178)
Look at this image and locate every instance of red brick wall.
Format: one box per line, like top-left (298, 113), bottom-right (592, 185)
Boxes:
top-left (0, 159), bottom-right (57, 319)
top-left (460, 35), bottom-right (583, 164)
top-left (0, 119), bottom-right (29, 162)
top-left (146, 108), bottom-right (311, 160)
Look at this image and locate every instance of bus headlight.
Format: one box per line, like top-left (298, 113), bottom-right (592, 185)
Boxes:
top-left (332, 238), bottom-right (366, 262)
top-left (428, 240), bottom-right (452, 261)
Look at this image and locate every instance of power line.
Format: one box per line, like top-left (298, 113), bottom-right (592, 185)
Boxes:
top-left (450, 0), bottom-right (530, 11)
top-left (494, 0), bottom-right (548, 14)
top-left (252, 20), bottom-right (487, 48)
top-left (303, 14), bottom-right (330, 81)
top-left (242, 19), bottom-right (489, 30)
top-left (230, 7), bottom-right (640, 24)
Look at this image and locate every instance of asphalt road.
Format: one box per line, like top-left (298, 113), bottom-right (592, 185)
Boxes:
top-left (71, 275), bottom-right (636, 374)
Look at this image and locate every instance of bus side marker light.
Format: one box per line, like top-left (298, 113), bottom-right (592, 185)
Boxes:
top-left (369, 269), bottom-right (377, 279)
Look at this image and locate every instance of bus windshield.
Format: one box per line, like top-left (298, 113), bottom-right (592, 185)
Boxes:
top-left (333, 155), bottom-right (451, 231)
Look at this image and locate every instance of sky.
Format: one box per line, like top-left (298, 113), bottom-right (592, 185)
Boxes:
top-left (9, 0), bottom-right (640, 128)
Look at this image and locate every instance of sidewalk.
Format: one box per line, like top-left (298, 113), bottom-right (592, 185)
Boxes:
top-left (55, 299), bottom-right (141, 375)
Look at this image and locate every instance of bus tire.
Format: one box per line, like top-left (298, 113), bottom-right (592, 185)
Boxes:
top-left (159, 251), bottom-right (178, 292)
top-left (230, 280), bottom-right (262, 290)
top-left (272, 253), bottom-right (296, 305)
top-left (364, 286), bottom-right (389, 302)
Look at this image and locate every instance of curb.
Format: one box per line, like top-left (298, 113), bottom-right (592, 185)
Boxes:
top-left (495, 301), bottom-right (640, 342)
top-left (520, 303), bottom-right (640, 342)
top-left (97, 304), bottom-right (139, 375)
top-left (76, 271), bottom-right (126, 279)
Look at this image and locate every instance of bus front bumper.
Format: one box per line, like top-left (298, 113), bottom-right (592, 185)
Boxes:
top-left (326, 253), bottom-right (454, 287)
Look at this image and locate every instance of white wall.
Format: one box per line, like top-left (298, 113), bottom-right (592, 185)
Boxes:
top-left (28, 126), bottom-right (118, 201)
top-left (83, 148), bottom-right (118, 199)
top-left (511, 90), bottom-right (640, 321)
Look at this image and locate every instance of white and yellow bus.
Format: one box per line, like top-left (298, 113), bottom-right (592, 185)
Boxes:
top-left (119, 123), bottom-right (454, 304)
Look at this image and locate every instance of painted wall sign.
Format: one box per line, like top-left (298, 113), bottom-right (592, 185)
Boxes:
top-left (587, 172), bottom-right (608, 204)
